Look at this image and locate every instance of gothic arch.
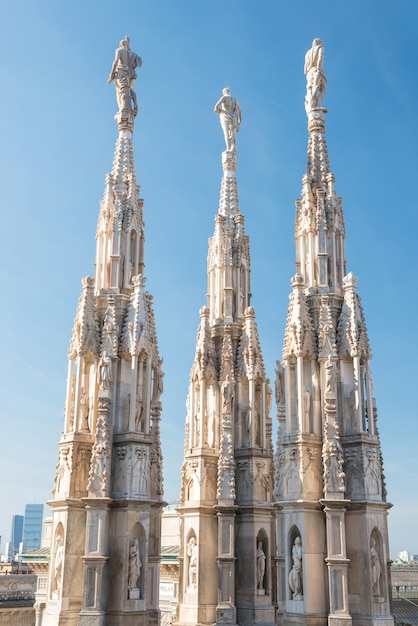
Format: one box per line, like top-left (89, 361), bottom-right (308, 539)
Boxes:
top-left (256, 529), bottom-right (268, 592)
top-left (51, 523), bottom-right (65, 599)
top-left (288, 525), bottom-right (301, 553)
top-left (370, 527), bottom-right (384, 599)
top-left (129, 522), bottom-right (145, 599)
top-left (288, 526), bottom-right (303, 600)
top-left (185, 529), bottom-right (198, 591)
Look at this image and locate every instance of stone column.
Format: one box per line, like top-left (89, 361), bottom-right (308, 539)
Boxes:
top-left (321, 390), bottom-right (352, 626)
top-left (215, 401), bottom-right (238, 626)
top-left (214, 506), bottom-right (238, 626)
top-left (79, 392), bottom-right (112, 626)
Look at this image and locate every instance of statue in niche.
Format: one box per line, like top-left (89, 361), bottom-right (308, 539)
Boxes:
top-left (266, 382), bottom-right (273, 418)
top-left (128, 538), bottom-right (142, 594)
top-left (289, 536), bottom-right (303, 599)
top-left (285, 448), bottom-right (301, 494)
top-left (202, 409), bottom-right (208, 445)
top-left (275, 361), bottom-right (285, 405)
top-left (136, 448), bottom-right (148, 494)
top-left (80, 388), bottom-right (90, 430)
top-left (187, 537), bottom-right (198, 591)
top-left (194, 390), bottom-right (200, 446)
top-left (135, 397), bottom-right (144, 430)
top-left (53, 535), bottom-right (64, 598)
top-left (152, 359), bottom-right (164, 402)
top-left (214, 87), bottom-right (242, 152)
top-left (349, 389), bottom-right (356, 431)
top-left (108, 36), bottom-right (142, 116)
top-left (304, 38), bottom-right (326, 113)
top-left (303, 389), bottom-right (310, 423)
top-left (221, 375), bottom-right (234, 414)
top-left (256, 541), bottom-right (266, 590)
top-left (244, 404), bottom-right (252, 446)
top-left (254, 400), bottom-right (261, 446)
top-left (301, 206), bottom-right (311, 232)
top-left (99, 351), bottom-right (112, 390)
top-left (370, 538), bottom-right (381, 596)
top-left (324, 355), bottom-right (338, 395)
top-left (323, 439), bottom-right (345, 492)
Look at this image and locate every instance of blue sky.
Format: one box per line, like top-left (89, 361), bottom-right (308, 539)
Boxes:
top-left (0, 1), bottom-right (417, 559)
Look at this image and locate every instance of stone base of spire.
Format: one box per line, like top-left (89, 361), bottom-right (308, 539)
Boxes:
top-left (115, 109), bottom-right (135, 133)
top-left (222, 150), bottom-right (237, 173)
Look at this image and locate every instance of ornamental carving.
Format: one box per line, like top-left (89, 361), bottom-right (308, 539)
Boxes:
top-left (217, 430), bottom-right (235, 500)
top-left (281, 446), bottom-right (302, 497)
top-left (364, 446), bottom-right (382, 498)
top-left (88, 400), bottom-right (111, 496)
top-left (53, 445), bottom-right (72, 496)
top-left (343, 446), bottom-right (364, 498)
top-left (337, 274), bottom-right (371, 359)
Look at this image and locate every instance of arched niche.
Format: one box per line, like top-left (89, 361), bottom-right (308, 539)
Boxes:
top-left (128, 522), bottom-right (145, 600)
top-left (370, 528), bottom-right (384, 599)
top-left (256, 529), bottom-right (268, 593)
top-left (288, 526), bottom-right (303, 600)
top-left (51, 523), bottom-right (65, 599)
top-left (185, 529), bottom-right (198, 593)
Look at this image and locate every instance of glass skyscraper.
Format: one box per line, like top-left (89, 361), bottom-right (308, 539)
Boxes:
top-left (10, 514), bottom-right (24, 554)
top-left (22, 503), bottom-right (43, 551)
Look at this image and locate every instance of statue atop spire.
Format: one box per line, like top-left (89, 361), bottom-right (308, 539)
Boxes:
top-left (108, 36), bottom-right (142, 131)
top-left (214, 87), bottom-right (242, 152)
top-left (304, 38), bottom-right (327, 113)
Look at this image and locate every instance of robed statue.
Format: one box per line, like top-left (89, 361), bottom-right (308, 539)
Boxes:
top-left (214, 87), bottom-right (242, 152)
top-left (108, 36), bottom-right (142, 116)
top-left (304, 38), bottom-right (326, 113)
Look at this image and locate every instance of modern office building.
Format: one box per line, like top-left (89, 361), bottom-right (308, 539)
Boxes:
top-left (22, 504), bottom-right (44, 552)
top-left (10, 515), bottom-right (24, 556)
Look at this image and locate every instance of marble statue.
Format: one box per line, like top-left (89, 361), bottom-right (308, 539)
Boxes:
top-left (214, 87), bottom-right (242, 152)
top-left (275, 360), bottom-right (285, 405)
top-left (303, 389), bottom-right (310, 421)
top-left (128, 538), bottom-right (142, 590)
top-left (108, 36), bottom-right (142, 116)
top-left (99, 351), bottom-right (112, 390)
top-left (256, 541), bottom-right (266, 589)
top-left (152, 358), bottom-right (164, 402)
top-left (80, 388), bottom-right (90, 430)
top-left (135, 397), bottom-right (144, 430)
top-left (187, 537), bottom-right (198, 590)
top-left (370, 538), bottom-right (381, 596)
top-left (304, 38), bottom-right (326, 113)
top-left (289, 536), bottom-right (303, 599)
top-left (324, 355), bottom-right (338, 395)
top-left (54, 535), bottom-right (64, 597)
top-left (221, 375), bottom-right (234, 414)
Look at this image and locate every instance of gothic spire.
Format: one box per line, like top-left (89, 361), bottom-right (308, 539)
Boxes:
top-left (177, 88), bottom-right (275, 626)
top-left (295, 38), bottom-right (346, 296)
top-left (275, 39), bottom-right (394, 626)
top-left (46, 38), bottom-right (164, 626)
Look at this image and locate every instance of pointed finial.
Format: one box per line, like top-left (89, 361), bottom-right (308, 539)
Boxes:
top-left (304, 38), bottom-right (327, 114)
top-left (108, 36), bottom-right (142, 132)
